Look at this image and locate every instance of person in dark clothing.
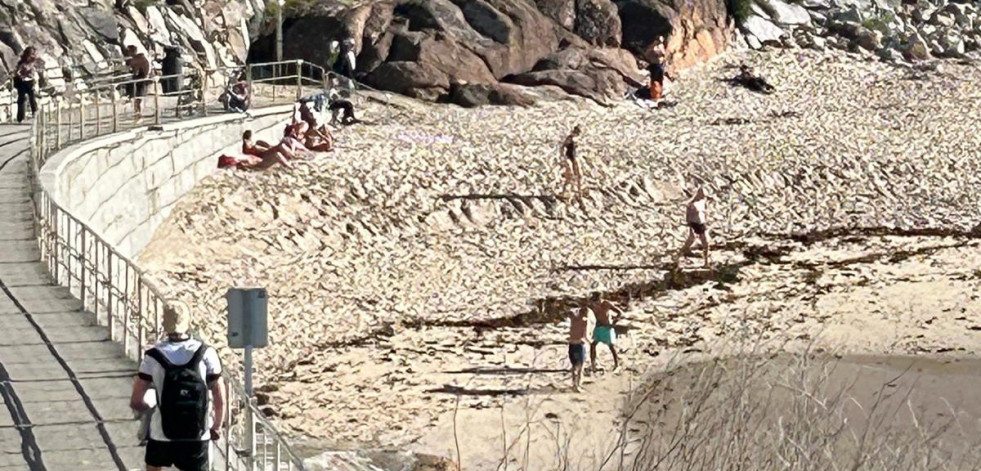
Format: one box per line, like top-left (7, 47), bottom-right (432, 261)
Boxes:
top-left (125, 45), bottom-right (152, 122)
top-left (647, 54), bottom-right (675, 101)
top-left (558, 125), bottom-right (583, 201)
top-left (733, 64), bottom-right (775, 94)
top-left (14, 47), bottom-right (43, 123)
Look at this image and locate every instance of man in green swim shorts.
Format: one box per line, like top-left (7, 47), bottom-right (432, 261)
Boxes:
top-left (587, 293), bottom-right (623, 372)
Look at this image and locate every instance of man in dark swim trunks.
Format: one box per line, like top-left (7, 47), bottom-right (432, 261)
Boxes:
top-left (673, 187), bottom-right (711, 268)
top-left (568, 306), bottom-right (589, 393)
top-left (559, 125), bottom-right (583, 201)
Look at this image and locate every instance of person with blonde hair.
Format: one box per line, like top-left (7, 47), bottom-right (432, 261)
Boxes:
top-left (130, 301), bottom-right (225, 471)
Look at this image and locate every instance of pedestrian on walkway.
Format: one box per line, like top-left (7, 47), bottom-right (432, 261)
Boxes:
top-left (14, 47), bottom-right (43, 123)
top-left (125, 45), bottom-right (151, 123)
top-left (130, 302), bottom-right (225, 471)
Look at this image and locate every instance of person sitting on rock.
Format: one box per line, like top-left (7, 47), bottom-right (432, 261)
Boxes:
top-left (733, 64), bottom-right (775, 94)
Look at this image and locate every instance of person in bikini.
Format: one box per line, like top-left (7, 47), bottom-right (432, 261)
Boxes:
top-left (242, 130), bottom-right (272, 156)
top-left (568, 306), bottom-right (589, 393)
top-left (586, 293), bottom-right (622, 373)
top-left (559, 125), bottom-right (584, 201)
top-left (298, 102), bottom-right (334, 151)
top-left (673, 187), bottom-right (711, 268)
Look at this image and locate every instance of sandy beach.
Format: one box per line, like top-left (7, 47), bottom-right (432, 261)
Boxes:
top-left (138, 48), bottom-right (981, 469)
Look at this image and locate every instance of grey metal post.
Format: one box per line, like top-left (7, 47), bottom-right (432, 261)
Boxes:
top-left (154, 77), bottom-right (162, 124)
top-left (111, 89), bottom-right (118, 132)
top-left (276, 2), bottom-right (284, 63)
top-left (79, 229), bottom-right (87, 312)
top-left (295, 60), bottom-right (302, 100)
top-left (56, 99), bottom-right (62, 149)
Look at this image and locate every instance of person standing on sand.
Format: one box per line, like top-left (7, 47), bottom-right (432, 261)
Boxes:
top-left (587, 293), bottom-right (622, 373)
top-left (559, 125), bottom-right (584, 201)
top-left (673, 187), bottom-right (711, 268)
top-left (568, 306), bottom-right (589, 393)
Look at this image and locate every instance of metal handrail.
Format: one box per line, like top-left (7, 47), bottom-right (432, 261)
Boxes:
top-left (26, 58), bottom-right (329, 471)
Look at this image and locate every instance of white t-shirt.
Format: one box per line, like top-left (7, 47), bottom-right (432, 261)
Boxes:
top-left (138, 338), bottom-right (222, 442)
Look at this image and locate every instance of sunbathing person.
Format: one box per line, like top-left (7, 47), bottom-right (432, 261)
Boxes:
top-left (242, 130), bottom-right (272, 156)
top-left (733, 64), bottom-right (775, 94)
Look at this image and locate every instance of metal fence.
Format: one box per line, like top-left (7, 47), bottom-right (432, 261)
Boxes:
top-left (25, 59), bottom-right (330, 471)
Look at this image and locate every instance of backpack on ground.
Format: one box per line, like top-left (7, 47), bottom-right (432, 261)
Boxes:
top-left (147, 344), bottom-right (210, 440)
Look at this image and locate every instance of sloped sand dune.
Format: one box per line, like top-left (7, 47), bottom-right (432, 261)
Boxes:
top-left (140, 48), bottom-right (981, 467)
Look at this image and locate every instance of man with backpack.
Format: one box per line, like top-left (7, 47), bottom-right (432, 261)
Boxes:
top-left (130, 302), bottom-right (225, 471)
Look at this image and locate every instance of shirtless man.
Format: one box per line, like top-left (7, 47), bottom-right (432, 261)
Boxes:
top-left (559, 125), bottom-right (584, 201)
top-left (568, 306), bottom-right (589, 393)
top-left (673, 187), bottom-right (710, 268)
top-left (587, 293), bottom-right (622, 372)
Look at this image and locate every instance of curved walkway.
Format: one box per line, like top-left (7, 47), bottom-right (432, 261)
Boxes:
top-left (0, 125), bottom-right (141, 470)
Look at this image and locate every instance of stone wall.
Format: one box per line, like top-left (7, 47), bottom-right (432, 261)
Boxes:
top-left (40, 105), bottom-right (291, 259)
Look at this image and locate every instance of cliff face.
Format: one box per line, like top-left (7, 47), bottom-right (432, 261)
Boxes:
top-left (249, 0), bottom-right (736, 105)
top-left (0, 0), bottom-right (266, 91)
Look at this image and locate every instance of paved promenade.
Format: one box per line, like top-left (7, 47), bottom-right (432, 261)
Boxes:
top-left (0, 125), bottom-right (141, 470)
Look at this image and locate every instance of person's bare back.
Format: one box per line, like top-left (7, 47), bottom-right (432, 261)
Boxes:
top-left (569, 307), bottom-right (588, 344)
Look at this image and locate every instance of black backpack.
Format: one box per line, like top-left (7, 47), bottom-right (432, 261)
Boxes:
top-left (147, 344), bottom-right (210, 440)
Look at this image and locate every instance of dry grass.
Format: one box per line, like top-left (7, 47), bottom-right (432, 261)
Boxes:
top-left (479, 336), bottom-right (981, 471)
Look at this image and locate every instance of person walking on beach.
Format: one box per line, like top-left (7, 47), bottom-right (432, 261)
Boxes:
top-left (587, 293), bottom-right (622, 373)
top-left (130, 302), bottom-right (225, 471)
top-left (14, 47), bottom-right (43, 123)
top-left (568, 306), bottom-right (589, 393)
top-left (559, 125), bottom-right (584, 201)
top-left (125, 45), bottom-right (151, 123)
top-left (673, 187), bottom-right (711, 268)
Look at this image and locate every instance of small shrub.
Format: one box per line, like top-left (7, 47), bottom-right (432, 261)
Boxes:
top-left (730, 0), bottom-right (754, 24)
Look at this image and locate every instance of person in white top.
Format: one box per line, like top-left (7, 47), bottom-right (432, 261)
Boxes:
top-left (673, 187), bottom-right (711, 268)
top-left (130, 302), bottom-right (224, 471)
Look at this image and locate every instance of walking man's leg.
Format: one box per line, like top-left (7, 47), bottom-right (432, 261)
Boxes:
top-left (609, 345), bottom-right (619, 371)
top-left (698, 230), bottom-right (710, 267)
top-left (589, 340), bottom-right (598, 373)
top-left (673, 228), bottom-right (696, 265)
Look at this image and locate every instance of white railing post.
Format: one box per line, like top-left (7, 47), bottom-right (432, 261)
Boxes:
top-left (95, 91), bottom-right (102, 136)
top-left (79, 229), bottom-right (87, 312)
top-left (246, 401), bottom-right (256, 471)
top-left (56, 98), bottom-right (62, 149)
top-left (154, 77), bottom-right (162, 125)
top-left (111, 89), bottom-right (118, 132)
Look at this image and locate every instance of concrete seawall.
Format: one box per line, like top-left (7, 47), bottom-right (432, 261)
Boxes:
top-left (39, 105), bottom-right (292, 258)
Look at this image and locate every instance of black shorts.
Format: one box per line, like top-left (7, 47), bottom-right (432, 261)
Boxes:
top-left (146, 439), bottom-right (209, 471)
top-left (129, 80), bottom-right (148, 99)
top-left (688, 222), bottom-right (707, 235)
top-left (568, 343), bottom-right (586, 366)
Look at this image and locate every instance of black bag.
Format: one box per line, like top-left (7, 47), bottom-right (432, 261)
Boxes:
top-left (147, 344), bottom-right (210, 440)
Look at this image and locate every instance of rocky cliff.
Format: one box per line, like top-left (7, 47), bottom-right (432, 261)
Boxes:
top-left (249, 0), bottom-right (737, 105)
top-left (0, 0), bottom-right (266, 92)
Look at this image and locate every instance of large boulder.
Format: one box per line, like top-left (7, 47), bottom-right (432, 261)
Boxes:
top-left (535, 0), bottom-right (576, 30)
top-left (757, 0), bottom-right (811, 26)
top-left (574, 0), bottom-right (622, 47)
top-left (447, 80), bottom-right (538, 107)
top-left (267, 0), bottom-right (649, 104)
top-left (742, 14), bottom-right (787, 44)
top-left (614, 0), bottom-right (734, 70)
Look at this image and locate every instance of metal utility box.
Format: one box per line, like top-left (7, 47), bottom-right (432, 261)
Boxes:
top-left (226, 288), bottom-right (269, 348)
